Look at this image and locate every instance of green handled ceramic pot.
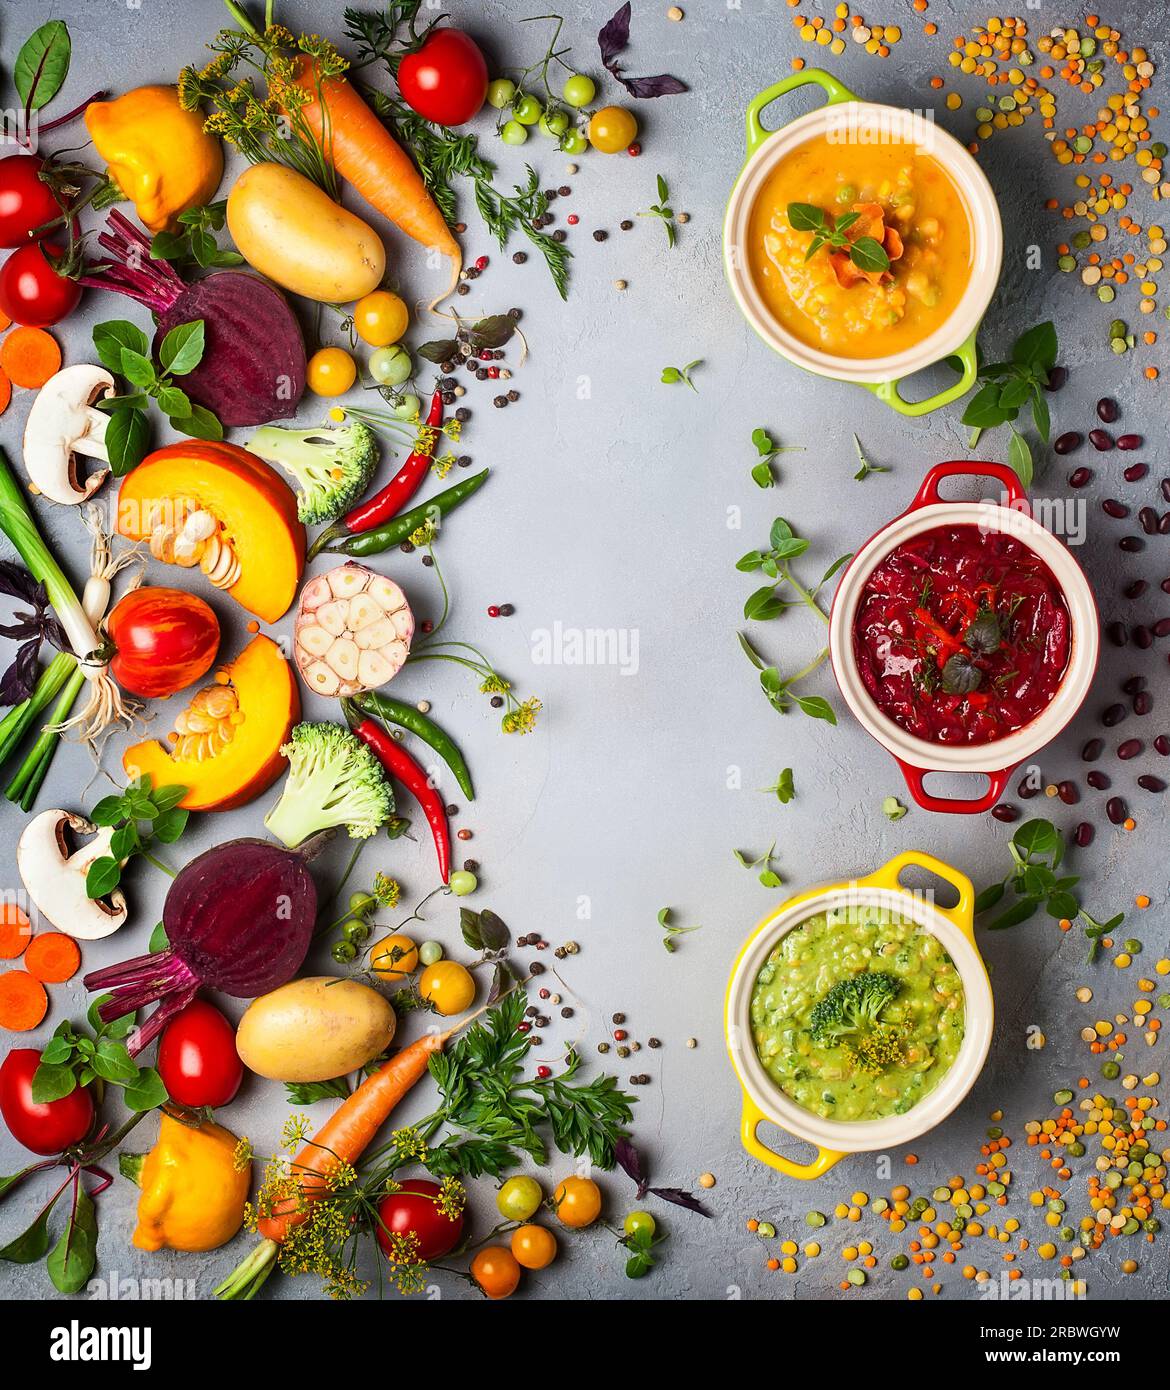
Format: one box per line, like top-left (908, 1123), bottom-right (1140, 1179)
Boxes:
top-left (723, 68), bottom-right (1003, 416)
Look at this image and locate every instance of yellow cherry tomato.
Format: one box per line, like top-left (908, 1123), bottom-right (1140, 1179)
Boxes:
top-left (587, 106), bottom-right (638, 154)
top-left (369, 933), bottom-right (418, 981)
top-left (418, 960), bottom-right (476, 1016)
top-left (306, 346), bottom-right (356, 397)
top-left (511, 1223), bottom-right (558, 1270)
top-left (470, 1245), bottom-right (522, 1299)
top-left (353, 290), bottom-right (409, 347)
top-left (552, 1175), bottom-right (602, 1229)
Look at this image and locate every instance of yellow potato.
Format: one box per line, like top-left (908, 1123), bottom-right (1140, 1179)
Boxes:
top-left (235, 976), bottom-right (396, 1081)
top-left (227, 162), bottom-right (386, 303)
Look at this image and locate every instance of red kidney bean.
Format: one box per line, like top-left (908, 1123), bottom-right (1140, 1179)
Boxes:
top-left (1134, 625), bottom-right (1154, 649)
top-left (1117, 738), bottom-right (1144, 759)
top-left (1017, 776), bottom-right (1039, 798)
top-left (1089, 428), bottom-right (1115, 450)
top-left (1163, 478), bottom-right (1170, 502)
top-left (1117, 434), bottom-right (1143, 451)
top-left (1155, 619), bottom-right (1170, 638)
top-left (1162, 579), bottom-right (1170, 594)
top-left (1160, 513), bottom-right (1170, 535)
top-left (1140, 506), bottom-right (1160, 534)
top-left (1124, 463), bottom-right (1149, 482)
top-left (991, 804), bottom-right (1019, 823)
top-left (1087, 770), bottom-right (1111, 790)
top-left (1096, 397), bottom-right (1119, 422)
top-left (1047, 366), bottom-right (1068, 391)
top-left (1102, 499), bottom-right (1130, 518)
top-left (1106, 622), bottom-right (1129, 646)
top-left (1103, 703), bottom-right (1128, 726)
top-left (1068, 467), bottom-right (1093, 488)
top-left (1106, 796), bottom-right (1128, 824)
top-left (1057, 780), bottom-right (1079, 804)
top-left (1156, 734), bottom-right (1170, 755)
top-left (1134, 692), bottom-right (1153, 715)
top-left (1082, 737), bottom-right (1104, 760)
top-left (1074, 822), bottom-right (1095, 847)
top-left (1125, 580), bottom-right (1148, 600)
top-left (1139, 774), bottom-right (1166, 792)
top-left (1055, 431), bottom-right (1083, 455)
top-left (1120, 536), bottom-right (1145, 552)
top-left (1122, 674), bottom-right (1147, 694)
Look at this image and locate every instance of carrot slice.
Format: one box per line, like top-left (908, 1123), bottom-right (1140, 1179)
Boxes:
top-left (0, 367), bottom-right (11, 418)
top-left (24, 932), bottom-right (81, 984)
top-left (0, 326), bottom-right (62, 389)
top-left (0, 903), bottom-right (31, 959)
top-left (0, 970), bottom-right (48, 1031)
top-left (0, 310), bottom-right (11, 332)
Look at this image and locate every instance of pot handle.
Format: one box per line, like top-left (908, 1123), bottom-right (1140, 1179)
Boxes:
top-left (745, 68), bottom-right (859, 156)
top-left (861, 850), bottom-right (977, 945)
top-left (897, 760), bottom-right (1014, 816)
top-left (863, 328), bottom-right (979, 417)
top-left (741, 1095), bottom-right (846, 1179)
top-left (906, 456), bottom-right (1026, 512)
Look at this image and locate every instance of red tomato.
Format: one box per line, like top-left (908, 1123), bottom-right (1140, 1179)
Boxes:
top-left (107, 587), bottom-right (220, 699)
top-left (0, 240), bottom-right (80, 326)
top-left (0, 154), bottom-right (61, 248)
top-left (157, 999), bottom-right (243, 1109)
top-left (376, 1179), bottom-right (464, 1262)
top-left (397, 29), bottom-right (488, 126)
top-left (0, 1048), bottom-right (94, 1155)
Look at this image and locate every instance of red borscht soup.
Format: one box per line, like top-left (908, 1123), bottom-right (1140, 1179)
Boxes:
top-left (851, 524), bottom-right (1071, 746)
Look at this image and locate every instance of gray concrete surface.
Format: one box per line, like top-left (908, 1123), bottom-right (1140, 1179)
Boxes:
top-left (0, 0), bottom-right (1167, 1302)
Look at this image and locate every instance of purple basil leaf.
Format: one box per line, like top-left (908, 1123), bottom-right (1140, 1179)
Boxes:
top-left (0, 616), bottom-right (40, 640)
top-left (598, 2), bottom-right (631, 66)
top-left (0, 639), bottom-right (41, 705)
top-left (648, 1185), bottom-right (712, 1217)
top-left (0, 561), bottom-right (44, 608)
top-left (42, 616), bottom-right (68, 651)
top-left (617, 73), bottom-right (688, 98)
top-left (614, 1137), bottom-right (649, 1197)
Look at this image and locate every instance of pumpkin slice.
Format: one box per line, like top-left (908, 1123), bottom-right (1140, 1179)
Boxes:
top-left (122, 635), bottom-right (299, 811)
top-left (116, 440), bottom-right (305, 622)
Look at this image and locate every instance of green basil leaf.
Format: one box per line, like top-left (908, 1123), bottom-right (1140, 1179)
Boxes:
top-left (118, 348), bottom-right (157, 389)
top-left (85, 856), bottom-right (122, 900)
top-left (743, 586), bottom-right (785, 622)
top-left (751, 460), bottom-right (774, 489)
top-left (30, 1061), bottom-right (77, 1104)
top-left (1012, 320), bottom-right (1057, 373)
top-left (1008, 429), bottom-right (1033, 488)
top-left (149, 230), bottom-right (188, 263)
top-left (793, 694), bottom-right (837, 724)
top-left (148, 922), bottom-right (169, 954)
top-left (157, 385), bottom-right (192, 419)
top-left (1030, 385), bottom-right (1051, 442)
top-left (960, 382), bottom-right (1010, 430)
top-left (735, 550), bottom-right (765, 572)
top-left (152, 807), bottom-right (188, 844)
top-left (88, 794), bottom-right (126, 827)
top-left (92, 320), bottom-right (149, 373)
top-left (1012, 819), bottom-right (1061, 859)
top-left (158, 320), bottom-right (205, 376)
top-left (848, 236), bottom-right (890, 273)
top-left (121, 1067), bottom-right (168, 1113)
top-left (975, 881), bottom-right (1006, 914)
top-left (986, 897), bottom-right (1042, 931)
top-left (47, 1183), bottom-right (98, 1294)
top-left (738, 632), bottom-right (765, 670)
top-left (770, 537), bottom-right (809, 560)
top-left (38, 1035), bottom-right (74, 1065)
top-left (105, 407), bottom-right (152, 478)
top-left (92, 1038), bottom-right (139, 1085)
top-left (964, 607), bottom-right (1002, 655)
top-left (13, 21), bottom-right (71, 112)
top-left (181, 403), bottom-right (224, 441)
top-left (768, 517), bottom-right (795, 549)
top-left (997, 376), bottom-right (1032, 412)
top-left (150, 784), bottom-right (189, 813)
top-left (787, 203), bottom-right (825, 232)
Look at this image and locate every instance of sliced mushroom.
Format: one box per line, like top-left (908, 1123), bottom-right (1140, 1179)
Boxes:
top-left (16, 809), bottom-right (127, 940)
top-left (23, 364), bottom-right (117, 505)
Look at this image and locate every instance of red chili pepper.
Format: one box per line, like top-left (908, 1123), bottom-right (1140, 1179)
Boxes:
top-left (342, 389), bottom-right (444, 535)
top-left (352, 716), bottom-right (451, 883)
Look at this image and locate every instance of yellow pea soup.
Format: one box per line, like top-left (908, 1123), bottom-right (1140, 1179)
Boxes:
top-left (747, 135), bottom-right (973, 359)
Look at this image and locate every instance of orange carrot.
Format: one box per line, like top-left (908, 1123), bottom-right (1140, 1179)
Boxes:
top-left (0, 327), bottom-right (61, 388)
top-left (0, 903), bottom-right (31, 960)
top-left (0, 309), bottom-right (12, 332)
top-left (0, 368), bottom-right (11, 418)
top-left (0, 970), bottom-right (48, 1031)
top-left (24, 932), bottom-right (81, 984)
top-left (288, 57), bottom-right (462, 307)
top-left (258, 1028), bottom-right (452, 1243)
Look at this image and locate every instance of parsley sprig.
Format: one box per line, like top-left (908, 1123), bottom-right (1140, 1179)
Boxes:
top-left (639, 175), bottom-right (678, 246)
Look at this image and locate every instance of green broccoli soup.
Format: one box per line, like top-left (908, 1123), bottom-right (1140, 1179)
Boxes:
top-left (749, 906), bottom-right (965, 1122)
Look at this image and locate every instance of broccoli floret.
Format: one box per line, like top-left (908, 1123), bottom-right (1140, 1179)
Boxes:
top-left (245, 422), bottom-right (378, 525)
top-left (808, 971), bottom-right (900, 1046)
top-left (264, 722), bottom-right (394, 847)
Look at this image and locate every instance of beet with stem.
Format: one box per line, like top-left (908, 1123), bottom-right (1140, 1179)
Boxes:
top-left (83, 835), bottom-right (329, 1054)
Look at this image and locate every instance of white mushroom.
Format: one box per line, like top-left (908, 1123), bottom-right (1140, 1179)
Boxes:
top-left (23, 364), bottom-right (116, 505)
top-left (16, 809), bottom-right (127, 940)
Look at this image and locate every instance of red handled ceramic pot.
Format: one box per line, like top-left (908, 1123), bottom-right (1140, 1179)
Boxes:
top-left (828, 461), bottom-right (1099, 813)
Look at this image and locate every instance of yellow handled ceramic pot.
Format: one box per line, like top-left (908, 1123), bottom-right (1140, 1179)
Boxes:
top-left (725, 851), bottom-right (993, 1179)
top-left (723, 68), bottom-right (1003, 416)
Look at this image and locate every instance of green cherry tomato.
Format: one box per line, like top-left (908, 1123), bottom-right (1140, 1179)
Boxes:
top-left (393, 391), bottom-right (422, 421)
top-left (497, 1176), bottom-right (544, 1222)
top-left (418, 939), bottom-right (444, 966)
top-left (348, 891), bottom-right (375, 914)
top-left (560, 128), bottom-right (587, 156)
top-left (513, 94), bottom-right (542, 125)
top-left (341, 918), bottom-right (371, 944)
top-left (487, 78), bottom-right (516, 109)
top-left (448, 869), bottom-right (478, 896)
top-left (500, 119), bottom-right (529, 146)
top-left (562, 73), bottom-right (596, 108)
top-left (539, 109), bottom-right (569, 138)
top-left (624, 1210), bottom-right (656, 1238)
top-left (331, 939), bottom-right (357, 963)
top-left (368, 344), bottom-right (412, 386)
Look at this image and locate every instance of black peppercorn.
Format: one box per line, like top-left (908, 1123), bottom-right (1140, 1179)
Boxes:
top-left (440, 360), bottom-right (455, 373)
top-left (512, 250), bottom-right (528, 264)
top-left (455, 407), bottom-right (471, 422)
top-left (529, 961), bottom-right (545, 975)
top-left (552, 229), bottom-right (567, 243)
top-left (421, 554), bottom-right (434, 567)
top-left (499, 603), bottom-right (515, 616)
top-left (558, 185), bottom-right (571, 196)
top-left (612, 1013), bottom-right (625, 1024)
top-left (463, 858), bottom-right (478, 872)
top-left (620, 218), bottom-right (633, 230)
top-left (493, 395), bottom-right (508, 407)
top-left (648, 1037), bottom-right (661, 1049)
top-left (593, 229), bottom-right (608, 241)
top-left (507, 389), bottom-right (519, 402)
top-left (399, 541), bottom-right (415, 553)
top-left (508, 307), bottom-right (522, 319)
top-left (456, 283), bottom-right (470, 295)
top-left (476, 368), bottom-right (488, 380)
top-left (490, 695), bottom-right (504, 708)
top-left (560, 1006), bottom-right (574, 1018)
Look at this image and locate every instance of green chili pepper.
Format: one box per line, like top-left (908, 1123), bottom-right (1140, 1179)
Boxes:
top-left (351, 691), bottom-right (475, 800)
top-left (325, 469), bottom-right (490, 557)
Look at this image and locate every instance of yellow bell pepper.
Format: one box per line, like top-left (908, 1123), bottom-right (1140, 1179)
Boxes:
top-left (85, 86), bottom-right (223, 232)
top-left (128, 1112), bottom-right (250, 1253)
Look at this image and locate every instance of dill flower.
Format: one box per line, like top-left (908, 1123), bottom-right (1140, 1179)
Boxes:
top-left (413, 423), bottom-right (438, 457)
top-left (373, 872), bottom-right (401, 908)
top-left (437, 1176), bottom-right (467, 1222)
top-left (263, 23), bottom-right (296, 46)
top-left (843, 1026), bottom-right (906, 1077)
top-left (479, 674), bottom-right (511, 695)
top-left (297, 33), bottom-right (349, 77)
top-left (232, 1135), bottom-right (255, 1171)
top-left (409, 520), bottom-right (438, 547)
top-left (432, 452), bottom-right (455, 480)
top-left (280, 1113), bottom-right (312, 1149)
top-left (503, 697), bottom-right (543, 735)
